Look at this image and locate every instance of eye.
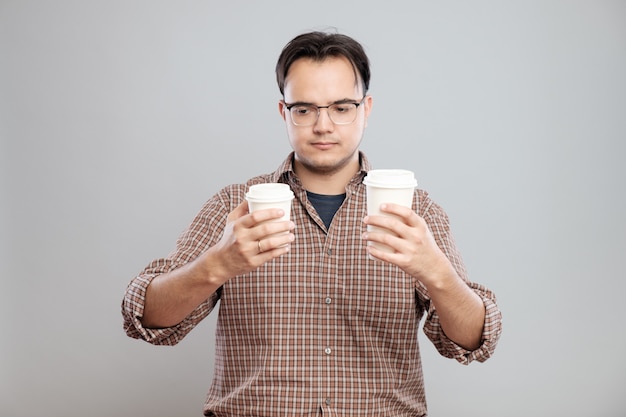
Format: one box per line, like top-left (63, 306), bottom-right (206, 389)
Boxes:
top-left (332, 104), bottom-right (354, 113)
top-left (292, 105), bottom-right (314, 115)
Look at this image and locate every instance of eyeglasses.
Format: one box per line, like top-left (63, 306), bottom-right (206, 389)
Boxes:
top-left (284, 97), bottom-right (366, 126)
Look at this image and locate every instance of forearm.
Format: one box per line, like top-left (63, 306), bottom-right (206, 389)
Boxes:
top-left (138, 200), bottom-right (296, 329)
top-left (427, 262), bottom-right (485, 351)
top-left (141, 251), bottom-right (223, 329)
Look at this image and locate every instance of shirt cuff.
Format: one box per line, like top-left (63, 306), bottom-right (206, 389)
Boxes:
top-left (121, 274), bottom-right (185, 346)
top-left (423, 291), bottom-right (502, 365)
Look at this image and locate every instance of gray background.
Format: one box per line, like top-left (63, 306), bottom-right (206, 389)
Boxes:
top-left (1, 1), bottom-right (625, 416)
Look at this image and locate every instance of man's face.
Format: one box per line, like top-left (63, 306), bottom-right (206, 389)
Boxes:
top-left (279, 56), bottom-right (372, 177)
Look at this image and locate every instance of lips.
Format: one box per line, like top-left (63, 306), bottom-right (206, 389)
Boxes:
top-left (311, 142), bottom-right (336, 150)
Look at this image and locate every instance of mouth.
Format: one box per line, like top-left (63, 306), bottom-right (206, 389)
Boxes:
top-left (311, 142), bottom-right (337, 150)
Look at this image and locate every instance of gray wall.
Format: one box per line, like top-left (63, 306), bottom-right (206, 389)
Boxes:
top-left (2, 1), bottom-right (625, 416)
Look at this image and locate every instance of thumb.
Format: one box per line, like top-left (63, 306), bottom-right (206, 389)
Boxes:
top-left (226, 200), bottom-right (250, 223)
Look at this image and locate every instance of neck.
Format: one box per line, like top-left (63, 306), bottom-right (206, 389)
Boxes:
top-left (294, 157), bottom-right (360, 195)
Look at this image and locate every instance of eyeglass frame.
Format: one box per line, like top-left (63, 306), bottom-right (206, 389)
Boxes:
top-left (283, 96), bottom-right (367, 126)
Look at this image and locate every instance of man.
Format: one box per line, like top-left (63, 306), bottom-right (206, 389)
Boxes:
top-left (122, 31), bottom-right (502, 416)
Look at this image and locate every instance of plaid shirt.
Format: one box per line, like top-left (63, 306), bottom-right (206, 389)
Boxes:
top-left (122, 152), bottom-right (502, 416)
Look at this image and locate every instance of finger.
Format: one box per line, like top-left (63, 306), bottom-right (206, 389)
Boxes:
top-left (254, 219), bottom-right (295, 237)
top-left (363, 214), bottom-right (405, 236)
top-left (246, 207), bottom-right (287, 227)
top-left (256, 244), bottom-right (292, 263)
top-left (379, 203), bottom-right (420, 226)
top-left (363, 227), bottom-right (401, 250)
top-left (257, 232), bottom-right (295, 254)
top-left (365, 242), bottom-right (394, 262)
top-left (226, 200), bottom-right (250, 223)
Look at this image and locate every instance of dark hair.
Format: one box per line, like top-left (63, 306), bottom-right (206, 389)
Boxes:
top-left (275, 31), bottom-right (371, 96)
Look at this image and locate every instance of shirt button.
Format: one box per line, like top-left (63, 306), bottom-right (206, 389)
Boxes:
top-left (325, 398), bottom-right (331, 406)
top-left (324, 347), bottom-right (332, 355)
top-left (324, 297), bottom-right (332, 304)
top-left (327, 249), bottom-right (333, 256)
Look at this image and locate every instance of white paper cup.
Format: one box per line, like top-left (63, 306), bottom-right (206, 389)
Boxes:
top-left (245, 183), bottom-right (294, 224)
top-left (363, 169), bottom-right (417, 258)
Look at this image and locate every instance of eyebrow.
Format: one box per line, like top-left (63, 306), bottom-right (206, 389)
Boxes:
top-left (285, 97), bottom-right (361, 106)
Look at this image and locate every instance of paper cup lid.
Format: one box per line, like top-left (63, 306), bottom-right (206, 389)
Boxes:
top-left (363, 169), bottom-right (417, 188)
top-left (245, 183), bottom-right (294, 202)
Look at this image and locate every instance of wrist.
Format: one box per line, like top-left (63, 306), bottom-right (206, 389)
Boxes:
top-left (423, 256), bottom-right (460, 292)
top-left (195, 248), bottom-right (231, 288)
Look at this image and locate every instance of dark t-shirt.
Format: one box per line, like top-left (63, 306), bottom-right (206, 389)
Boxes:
top-left (306, 191), bottom-right (346, 229)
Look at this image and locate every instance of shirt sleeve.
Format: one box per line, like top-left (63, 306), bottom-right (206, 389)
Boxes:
top-left (121, 188), bottom-right (236, 345)
top-left (417, 190), bottom-right (503, 364)
top-left (122, 269), bottom-right (220, 345)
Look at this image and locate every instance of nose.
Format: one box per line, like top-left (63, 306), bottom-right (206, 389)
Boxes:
top-left (313, 108), bottom-right (334, 133)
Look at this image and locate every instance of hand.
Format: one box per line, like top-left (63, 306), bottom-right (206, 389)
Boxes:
top-left (362, 203), bottom-right (451, 285)
top-left (363, 203), bottom-right (487, 350)
top-left (206, 200), bottom-right (295, 282)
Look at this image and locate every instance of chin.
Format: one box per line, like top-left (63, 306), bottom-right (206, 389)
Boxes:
top-left (301, 154), bottom-right (355, 175)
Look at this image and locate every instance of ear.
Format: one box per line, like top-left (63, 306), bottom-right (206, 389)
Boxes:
top-left (363, 95), bottom-right (373, 127)
top-left (278, 100), bottom-right (287, 122)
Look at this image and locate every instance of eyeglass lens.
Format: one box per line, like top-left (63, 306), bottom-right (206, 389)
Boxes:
top-left (290, 103), bottom-right (358, 126)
